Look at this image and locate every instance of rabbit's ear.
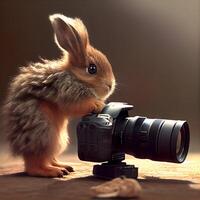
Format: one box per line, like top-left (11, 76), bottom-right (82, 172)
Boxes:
top-left (49, 14), bottom-right (88, 66)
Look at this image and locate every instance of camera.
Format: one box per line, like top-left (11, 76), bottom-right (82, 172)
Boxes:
top-left (77, 102), bottom-right (190, 179)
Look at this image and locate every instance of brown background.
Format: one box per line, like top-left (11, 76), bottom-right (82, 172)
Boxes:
top-left (0, 0), bottom-right (199, 153)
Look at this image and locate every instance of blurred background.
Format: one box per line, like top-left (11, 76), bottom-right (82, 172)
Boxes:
top-left (0, 0), bottom-right (199, 156)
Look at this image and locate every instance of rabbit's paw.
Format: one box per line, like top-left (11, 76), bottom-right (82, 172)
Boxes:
top-left (93, 100), bottom-right (105, 113)
top-left (26, 165), bottom-right (70, 178)
top-left (52, 159), bottom-right (74, 172)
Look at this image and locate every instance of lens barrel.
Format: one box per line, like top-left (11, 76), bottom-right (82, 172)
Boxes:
top-left (121, 117), bottom-right (190, 163)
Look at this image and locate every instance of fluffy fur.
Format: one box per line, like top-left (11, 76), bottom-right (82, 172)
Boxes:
top-left (2, 14), bottom-right (115, 177)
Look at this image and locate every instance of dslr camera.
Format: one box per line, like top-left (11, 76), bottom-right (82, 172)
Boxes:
top-left (77, 102), bottom-right (190, 179)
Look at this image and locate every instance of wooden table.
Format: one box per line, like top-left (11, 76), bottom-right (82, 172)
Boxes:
top-left (0, 153), bottom-right (199, 200)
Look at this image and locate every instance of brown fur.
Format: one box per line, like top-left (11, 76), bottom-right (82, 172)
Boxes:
top-left (2, 14), bottom-right (115, 177)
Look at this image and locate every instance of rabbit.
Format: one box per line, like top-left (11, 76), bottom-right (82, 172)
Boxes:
top-left (2, 14), bottom-right (116, 177)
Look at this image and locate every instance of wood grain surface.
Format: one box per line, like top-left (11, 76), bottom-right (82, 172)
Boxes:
top-left (0, 153), bottom-right (199, 200)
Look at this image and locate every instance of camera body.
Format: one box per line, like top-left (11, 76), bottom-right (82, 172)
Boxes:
top-left (77, 102), bottom-right (190, 179)
top-left (77, 102), bottom-right (130, 163)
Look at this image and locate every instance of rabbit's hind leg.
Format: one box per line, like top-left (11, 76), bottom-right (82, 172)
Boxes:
top-left (51, 158), bottom-right (74, 172)
top-left (24, 154), bottom-right (69, 177)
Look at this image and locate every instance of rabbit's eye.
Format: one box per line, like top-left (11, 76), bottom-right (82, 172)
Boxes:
top-left (87, 63), bottom-right (97, 75)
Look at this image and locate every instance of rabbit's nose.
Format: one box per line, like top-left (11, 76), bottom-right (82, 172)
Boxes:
top-left (106, 84), bottom-right (112, 90)
top-left (108, 85), bottom-right (112, 90)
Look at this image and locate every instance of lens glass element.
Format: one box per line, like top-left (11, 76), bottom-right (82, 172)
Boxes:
top-left (176, 130), bottom-right (182, 154)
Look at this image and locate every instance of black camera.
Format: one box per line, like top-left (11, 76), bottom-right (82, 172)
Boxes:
top-left (77, 102), bottom-right (190, 179)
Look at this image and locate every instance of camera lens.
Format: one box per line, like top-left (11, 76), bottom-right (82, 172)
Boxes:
top-left (171, 121), bottom-right (189, 163)
top-left (121, 117), bottom-right (190, 163)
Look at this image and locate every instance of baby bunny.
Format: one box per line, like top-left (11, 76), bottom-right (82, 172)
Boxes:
top-left (3, 14), bottom-right (115, 177)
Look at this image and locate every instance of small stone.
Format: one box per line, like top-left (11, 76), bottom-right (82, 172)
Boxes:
top-left (90, 177), bottom-right (142, 198)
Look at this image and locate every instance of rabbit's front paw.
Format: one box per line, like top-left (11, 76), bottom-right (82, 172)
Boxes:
top-left (93, 100), bottom-right (105, 113)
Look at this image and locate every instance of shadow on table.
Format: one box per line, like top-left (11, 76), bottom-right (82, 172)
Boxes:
top-left (139, 175), bottom-right (193, 184)
top-left (0, 172), bottom-right (199, 200)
